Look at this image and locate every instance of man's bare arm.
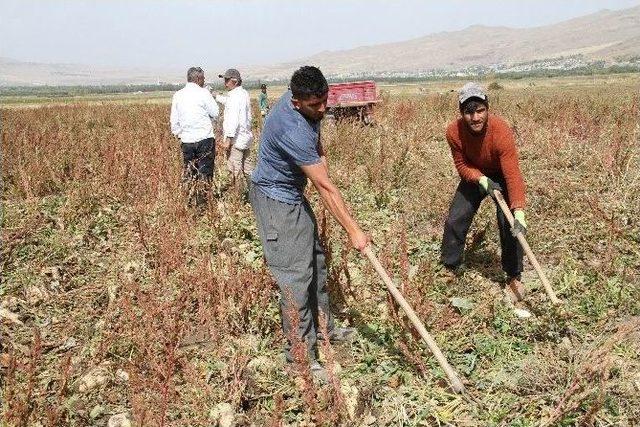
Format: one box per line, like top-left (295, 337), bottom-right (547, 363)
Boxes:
top-left (301, 162), bottom-right (369, 251)
top-left (317, 138), bottom-right (328, 171)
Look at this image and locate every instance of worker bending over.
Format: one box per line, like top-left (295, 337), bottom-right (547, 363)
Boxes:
top-left (441, 82), bottom-right (527, 302)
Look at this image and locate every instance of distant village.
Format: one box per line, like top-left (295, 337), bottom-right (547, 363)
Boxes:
top-left (320, 55), bottom-right (640, 81)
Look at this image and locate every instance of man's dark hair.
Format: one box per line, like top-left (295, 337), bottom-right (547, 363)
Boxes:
top-left (290, 66), bottom-right (328, 99)
top-left (460, 97), bottom-right (488, 114)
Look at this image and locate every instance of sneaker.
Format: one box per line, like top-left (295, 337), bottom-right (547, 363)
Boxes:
top-left (318, 327), bottom-right (357, 344)
top-left (309, 361), bottom-right (329, 383)
top-left (504, 277), bottom-right (526, 303)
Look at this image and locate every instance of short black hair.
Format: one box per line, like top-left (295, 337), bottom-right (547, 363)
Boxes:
top-left (460, 97), bottom-right (489, 114)
top-left (290, 66), bottom-right (328, 100)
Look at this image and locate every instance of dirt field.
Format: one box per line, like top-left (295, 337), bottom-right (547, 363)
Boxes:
top-left (2, 75), bottom-right (639, 426)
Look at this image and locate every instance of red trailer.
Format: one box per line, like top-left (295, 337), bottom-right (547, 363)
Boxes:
top-left (326, 81), bottom-right (380, 124)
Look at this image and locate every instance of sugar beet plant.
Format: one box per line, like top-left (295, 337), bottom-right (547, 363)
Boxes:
top-left (1, 80), bottom-right (639, 425)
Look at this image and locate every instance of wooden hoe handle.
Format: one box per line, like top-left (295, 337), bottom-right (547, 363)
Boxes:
top-left (363, 246), bottom-right (466, 394)
top-left (492, 190), bottom-right (562, 305)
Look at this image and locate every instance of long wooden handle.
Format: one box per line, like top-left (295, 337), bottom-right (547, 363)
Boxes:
top-left (493, 190), bottom-right (561, 305)
top-left (363, 246), bottom-right (466, 394)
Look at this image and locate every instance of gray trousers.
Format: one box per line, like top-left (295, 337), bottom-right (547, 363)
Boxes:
top-left (249, 186), bottom-right (334, 362)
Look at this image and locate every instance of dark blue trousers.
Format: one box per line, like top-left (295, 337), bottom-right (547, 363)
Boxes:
top-left (181, 137), bottom-right (214, 180)
top-left (441, 176), bottom-right (524, 278)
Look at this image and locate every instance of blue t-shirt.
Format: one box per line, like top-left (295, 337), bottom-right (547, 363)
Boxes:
top-left (251, 91), bottom-right (322, 204)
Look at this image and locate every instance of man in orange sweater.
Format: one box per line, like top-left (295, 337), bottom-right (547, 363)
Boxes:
top-left (441, 82), bottom-right (527, 302)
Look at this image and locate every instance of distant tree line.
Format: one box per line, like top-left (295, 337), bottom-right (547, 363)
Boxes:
top-left (492, 64), bottom-right (640, 80)
top-left (0, 80), bottom-right (284, 98)
top-left (1, 64), bottom-right (638, 98)
top-left (0, 83), bottom-right (183, 98)
top-left (329, 64), bottom-right (640, 84)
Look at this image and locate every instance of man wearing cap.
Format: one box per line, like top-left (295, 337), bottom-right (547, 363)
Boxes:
top-left (170, 67), bottom-right (219, 199)
top-left (250, 66), bottom-right (371, 380)
top-left (216, 68), bottom-right (254, 186)
top-left (441, 82), bottom-right (527, 302)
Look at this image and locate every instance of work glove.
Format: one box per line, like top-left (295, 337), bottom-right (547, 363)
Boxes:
top-left (511, 209), bottom-right (527, 236)
top-left (478, 176), bottom-right (500, 200)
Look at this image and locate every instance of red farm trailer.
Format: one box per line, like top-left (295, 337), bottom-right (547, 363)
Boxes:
top-left (326, 81), bottom-right (380, 124)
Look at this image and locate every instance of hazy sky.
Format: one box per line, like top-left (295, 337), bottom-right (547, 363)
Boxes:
top-left (1, 0), bottom-right (639, 70)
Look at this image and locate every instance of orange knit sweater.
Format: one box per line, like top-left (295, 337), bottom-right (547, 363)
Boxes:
top-left (446, 114), bottom-right (526, 209)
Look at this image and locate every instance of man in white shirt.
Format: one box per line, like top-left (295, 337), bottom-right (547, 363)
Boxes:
top-left (170, 67), bottom-right (219, 183)
top-left (217, 68), bottom-right (254, 186)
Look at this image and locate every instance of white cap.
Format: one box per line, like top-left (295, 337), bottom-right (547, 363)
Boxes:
top-left (459, 82), bottom-right (487, 105)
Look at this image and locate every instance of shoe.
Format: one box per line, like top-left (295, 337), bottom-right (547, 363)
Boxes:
top-left (441, 264), bottom-right (463, 283)
top-left (309, 361), bottom-right (329, 383)
top-left (318, 327), bottom-right (357, 344)
top-left (504, 277), bottom-right (526, 303)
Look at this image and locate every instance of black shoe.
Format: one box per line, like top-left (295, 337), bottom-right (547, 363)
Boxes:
top-left (318, 327), bottom-right (357, 343)
top-left (442, 264), bottom-right (464, 282)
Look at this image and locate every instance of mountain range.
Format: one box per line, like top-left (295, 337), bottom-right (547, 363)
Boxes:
top-left (249, 5), bottom-right (640, 79)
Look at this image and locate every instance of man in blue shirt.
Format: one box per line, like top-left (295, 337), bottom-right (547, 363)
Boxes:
top-left (250, 66), bottom-right (370, 380)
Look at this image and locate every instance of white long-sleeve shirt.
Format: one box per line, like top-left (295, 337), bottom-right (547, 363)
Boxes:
top-left (221, 86), bottom-right (253, 150)
top-left (170, 83), bottom-right (219, 143)
top-left (215, 94), bottom-right (227, 105)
